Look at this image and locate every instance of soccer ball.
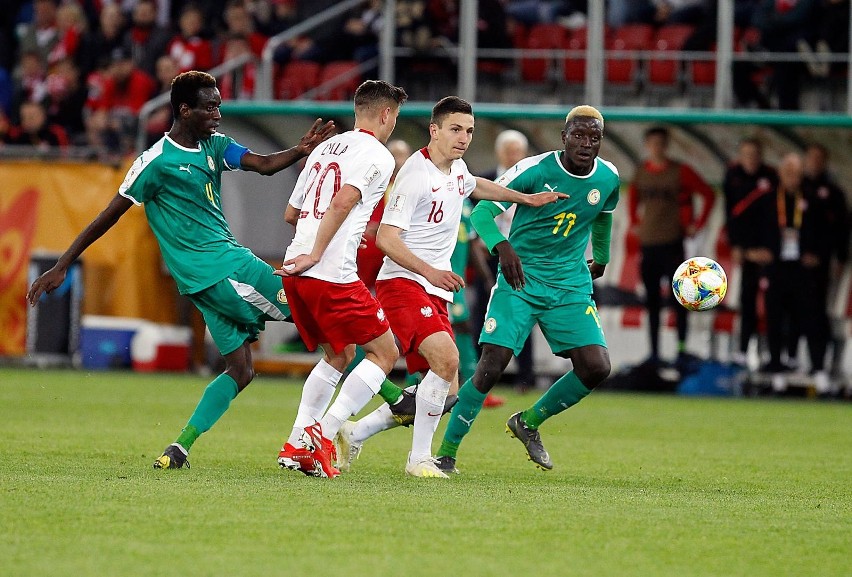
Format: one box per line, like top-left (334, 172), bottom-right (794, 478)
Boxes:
top-left (672, 257), bottom-right (727, 311)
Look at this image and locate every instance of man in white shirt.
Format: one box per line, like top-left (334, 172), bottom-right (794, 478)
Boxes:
top-left (335, 96), bottom-right (565, 478)
top-left (275, 80), bottom-right (408, 479)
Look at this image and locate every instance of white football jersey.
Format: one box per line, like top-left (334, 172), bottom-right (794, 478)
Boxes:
top-left (377, 147), bottom-right (477, 302)
top-left (285, 129), bottom-right (394, 283)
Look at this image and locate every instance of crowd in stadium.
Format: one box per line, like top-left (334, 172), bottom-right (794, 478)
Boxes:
top-left (1, 0), bottom-right (850, 158)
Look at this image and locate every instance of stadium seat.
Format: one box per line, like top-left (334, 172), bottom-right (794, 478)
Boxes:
top-left (606, 24), bottom-right (654, 89)
top-left (520, 23), bottom-right (567, 83)
top-left (316, 61), bottom-right (361, 101)
top-left (562, 27), bottom-right (587, 84)
top-left (275, 61), bottom-right (321, 100)
top-left (648, 24), bottom-right (695, 88)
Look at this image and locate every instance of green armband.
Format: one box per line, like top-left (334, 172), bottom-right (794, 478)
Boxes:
top-left (591, 212), bottom-right (613, 265)
top-left (471, 201), bottom-right (507, 253)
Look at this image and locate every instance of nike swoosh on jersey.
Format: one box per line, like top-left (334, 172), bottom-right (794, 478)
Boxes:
top-left (431, 186), bottom-right (441, 192)
top-left (427, 411), bottom-right (441, 417)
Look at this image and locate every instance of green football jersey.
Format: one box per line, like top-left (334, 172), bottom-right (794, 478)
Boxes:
top-left (450, 199), bottom-right (474, 277)
top-left (491, 152), bottom-right (620, 294)
top-left (119, 133), bottom-right (253, 295)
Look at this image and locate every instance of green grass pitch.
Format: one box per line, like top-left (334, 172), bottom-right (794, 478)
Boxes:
top-left (1, 367), bottom-right (849, 577)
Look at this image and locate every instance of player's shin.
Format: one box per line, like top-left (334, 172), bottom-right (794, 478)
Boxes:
top-left (178, 373), bottom-right (239, 451)
top-left (286, 358), bottom-right (341, 445)
top-left (410, 371), bottom-right (451, 462)
top-left (351, 403), bottom-right (398, 444)
top-left (320, 359), bottom-right (386, 439)
top-left (437, 379), bottom-right (488, 458)
top-left (520, 371), bottom-right (590, 430)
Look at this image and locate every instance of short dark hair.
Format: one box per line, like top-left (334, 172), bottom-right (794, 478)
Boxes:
top-left (805, 142), bottom-right (828, 158)
top-left (430, 96), bottom-right (473, 126)
top-left (644, 126), bottom-right (669, 141)
top-left (170, 71), bottom-right (217, 116)
top-left (354, 80), bottom-right (408, 116)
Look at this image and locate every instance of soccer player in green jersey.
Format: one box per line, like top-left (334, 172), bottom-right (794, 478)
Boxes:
top-left (436, 105), bottom-right (620, 473)
top-left (26, 70), bottom-right (336, 469)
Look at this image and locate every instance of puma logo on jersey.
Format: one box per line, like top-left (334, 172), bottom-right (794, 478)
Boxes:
top-left (544, 183), bottom-right (557, 193)
top-left (457, 415), bottom-right (474, 426)
top-left (179, 165), bottom-right (192, 174)
top-left (420, 306), bottom-right (433, 318)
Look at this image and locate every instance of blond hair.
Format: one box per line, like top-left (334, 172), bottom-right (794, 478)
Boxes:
top-left (565, 105), bottom-right (604, 128)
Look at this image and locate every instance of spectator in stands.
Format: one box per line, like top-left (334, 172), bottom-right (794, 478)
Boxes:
top-left (763, 152), bottom-right (807, 390)
top-left (628, 126), bottom-right (715, 370)
top-left (4, 99), bottom-right (67, 150)
top-left (168, 3), bottom-right (214, 73)
top-left (217, 36), bottom-right (257, 100)
top-left (339, 0), bottom-right (383, 64)
top-left (16, 0), bottom-right (60, 69)
top-left (79, 3), bottom-right (126, 79)
top-left (613, 0), bottom-right (706, 27)
top-left (105, 46), bottom-right (157, 151)
top-left (220, 0), bottom-right (268, 61)
top-left (0, 67), bottom-right (11, 115)
top-left (800, 143), bottom-right (849, 394)
top-left (748, 0), bottom-right (819, 110)
top-left (799, 0), bottom-right (849, 78)
top-left (143, 54), bottom-right (180, 145)
top-left (0, 107), bottom-right (11, 145)
top-left (11, 50), bottom-right (48, 115)
top-left (47, 1), bottom-right (87, 69)
top-left (124, 0), bottom-right (173, 77)
top-left (723, 137), bottom-right (777, 368)
top-left (258, 0), bottom-right (324, 65)
top-left (43, 57), bottom-right (86, 139)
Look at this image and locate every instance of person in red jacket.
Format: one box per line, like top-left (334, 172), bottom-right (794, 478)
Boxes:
top-left (167, 3), bottom-right (214, 73)
top-left (628, 126), bottom-right (716, 369)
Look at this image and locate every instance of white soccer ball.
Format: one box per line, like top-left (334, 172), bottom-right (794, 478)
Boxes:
top-left (672, 257), bottom-right (728, 311)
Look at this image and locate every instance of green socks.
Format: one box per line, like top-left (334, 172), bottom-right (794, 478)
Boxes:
top-left (378, 378), bottom-right (404, 405)
top-left (521, 371), bottom-right (590, 430)
top-left (178, 373), bottom-right (239, 451)
top-left (456, 331), bottom-right (479, 383)
top-left (437, 379), bottom-right (487, 458)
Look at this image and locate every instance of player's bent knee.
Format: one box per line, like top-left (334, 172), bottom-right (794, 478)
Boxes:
top-left (577, 360), bottom-right (610, 389)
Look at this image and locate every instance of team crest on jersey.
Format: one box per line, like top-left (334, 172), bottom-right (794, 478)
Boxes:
top-left (587, 189), bottom-right (601, 205)
top-left (364, 164), bottom-right (381, 185)
top-left (377, 308), bottom-right (386, 321)
top-left (207, 155), bottom-right (215, 170)
top-left (387, 193), bottom-right (405, 212)
top-left (484, 317), bottom-right (497, 333)
top-left (276, 289), bottom-right (287, 304)
top-left (420, 306), bottom-right (433, 318)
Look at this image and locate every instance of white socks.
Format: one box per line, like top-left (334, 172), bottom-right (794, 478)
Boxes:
top-left (351, 403), bottom-right (396, 444)
top-left (320, 359), bottom-right (386, 440)
top-left (409, 371), bottom-right (451, 463)
top-left (287, 358), bottom-right (342, 446)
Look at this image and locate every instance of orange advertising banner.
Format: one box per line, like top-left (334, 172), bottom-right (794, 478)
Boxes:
top-left (0, 160), bottom-right (178, 356)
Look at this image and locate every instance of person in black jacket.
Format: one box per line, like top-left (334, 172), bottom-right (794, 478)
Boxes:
top-left (801, 143), bottom-right (849, 394)
top-left (723, 137), bottom-right (777, 367)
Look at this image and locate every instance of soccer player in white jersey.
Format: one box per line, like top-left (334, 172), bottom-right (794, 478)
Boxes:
top-left (275, 80), bottom-right (408, 479)
top-left (335, 96), bottom-right (566, 478)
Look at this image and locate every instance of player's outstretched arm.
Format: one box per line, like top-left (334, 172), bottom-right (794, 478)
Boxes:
top-left (26, 193), bottom-right (134, 306)
top-left (275, 184), bottom-right (361, 276)
top-left (241, 118), bottom-right (335, 176)
top-left (472, 177), bottom-right (566, 206)
top-left (375, 224), bottom-right (464, 292)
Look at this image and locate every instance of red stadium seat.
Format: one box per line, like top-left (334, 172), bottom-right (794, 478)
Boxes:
top-left (563, 27), bottom-right (587, 84)
top-left (648, 24), bottom-right (695, 87)
top-left (316, 61), bottom-right (361, 101)
top-left (520, 24), bottom-right (567, 83)
top-left (606, 24), bottom-right (654, 87)
top-left (275, 61), bottom-right (321, 100)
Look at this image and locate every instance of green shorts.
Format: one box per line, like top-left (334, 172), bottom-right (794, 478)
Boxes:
top-left (188, 256), bottom-right (291, 356)
top-left (479, 273), bottom-right (606, 357)
top-left (448, 287), bottom-right (470, 324)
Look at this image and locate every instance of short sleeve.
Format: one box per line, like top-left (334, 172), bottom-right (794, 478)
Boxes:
top-left (462, 163), bottom-right (477, 198)
top-left (381, 161), bottom-right (422, 231)
top-left (343, 144), bottom-right (393, 198)
top-left (288, 160), bottom-right (312, 210)
top-left (118, 153), bottom-right (162, 204)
